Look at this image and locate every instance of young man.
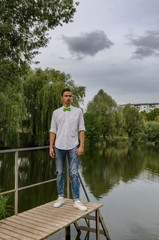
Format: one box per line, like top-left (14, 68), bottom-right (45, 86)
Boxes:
top-left (49, 88), bottom-right (87, 211)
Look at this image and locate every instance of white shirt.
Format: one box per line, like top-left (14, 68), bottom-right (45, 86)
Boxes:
top-left (50, 105), bottom-right (85, 150)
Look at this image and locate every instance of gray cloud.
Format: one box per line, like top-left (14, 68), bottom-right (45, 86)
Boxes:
top-left (62, 30), bottom-right (114, 59)
top-left (128, 31), bottom-right (159, 59)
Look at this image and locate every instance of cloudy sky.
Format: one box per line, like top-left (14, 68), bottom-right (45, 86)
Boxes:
top-left (32, 0), bottom-right (159, 109)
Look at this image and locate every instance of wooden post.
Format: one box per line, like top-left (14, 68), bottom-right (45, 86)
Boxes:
top-left (66, 156), bottom-right (71, 239)
top-left (66, 156), bottom-right (70, 199)
top-left (96, 209), bottom-right (100, 240)
top-left (65, 225), bottom-right (71, 240)
top-left (14, 150), bottom-right (18, 215)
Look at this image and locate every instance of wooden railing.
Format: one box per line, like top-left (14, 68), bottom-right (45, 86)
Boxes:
top-left (0, 146), bottom-right (57, 215)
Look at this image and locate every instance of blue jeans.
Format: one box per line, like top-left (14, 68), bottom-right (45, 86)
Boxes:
top-left (54, 146), bottom-right (79, 200)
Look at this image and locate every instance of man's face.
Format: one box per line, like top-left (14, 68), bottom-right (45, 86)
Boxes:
top-left (61, 91), bottom-right (72, 106)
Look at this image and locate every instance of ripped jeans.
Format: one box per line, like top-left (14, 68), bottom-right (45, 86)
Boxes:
top-left (54, 146), bottom-right (79, 200)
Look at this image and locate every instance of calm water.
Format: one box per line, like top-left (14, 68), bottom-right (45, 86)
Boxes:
top-left (0, 145), bottom-right (159, 240)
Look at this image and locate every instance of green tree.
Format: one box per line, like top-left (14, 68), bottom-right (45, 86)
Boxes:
top-left (0, 72), bottom-right (25, 148)
top-left (145, 122), bottom-right (159, 143)
top-left (0, 0), bottom-right (78, 64)
top-left (146, 108), bottom-right (159, 122)
top-left (86, 89), bottom-right (117, 139)
top-left (23, 68), bottom-right (85, 146)
top-left (84, 113), bottom-right (103, 145)
top-left (123, 104), bottom-right (145, 142)
top-left (0, 0), bottom-right (79, 148)
top-left (115, 106), bottom-right (124, 136)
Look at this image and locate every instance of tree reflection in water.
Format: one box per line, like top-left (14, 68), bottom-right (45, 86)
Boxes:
top-left (1, 145), bottom-right (159, 216)
top-left (0, 149), bottom-right (57, 214)
top-left (80, 145), bottom-right (159, 199)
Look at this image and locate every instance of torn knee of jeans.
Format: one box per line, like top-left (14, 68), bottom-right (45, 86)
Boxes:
top-left (56, 171), bottom-right (63, 177)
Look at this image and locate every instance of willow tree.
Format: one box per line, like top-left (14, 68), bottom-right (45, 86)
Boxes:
top-left (86, 89), bottom-right (117, 139)
top-left (0, 62), bottom-right (26, 148)
top-left (0, 0), bottom-right (79, 148)
top-left (23, 68), bottom-right (85, 146)
top-left (0, 87), bottom-right (24, 148)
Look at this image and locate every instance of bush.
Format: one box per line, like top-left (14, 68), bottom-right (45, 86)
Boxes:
top-left (145, 122), bottom-right (159, 143)
top-left (84, 112), bottom-right (103, 145)
top-left (0, 194), bottom-right (9, 220)
top-left (105, 136), bottom-right (130, 145)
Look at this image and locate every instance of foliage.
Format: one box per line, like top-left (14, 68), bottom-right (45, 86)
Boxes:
top-left (23, 68), bottom-right (85, 146)
top-left (84, 112), bottom-right (103, 145)
top-left (146, 108), bottom-right (159, 122)
top-left (0, 194), bottom-right (9, 220)
top-left (0, 0), bottom-right (78, 65)
top-left (0, 72), bottom-right (25, 148)
top-left (145, 122), bottom-right (159, 143)
top-left (114, 106), bottom-right (124, 136)
top-left (0, 0), bottom-right (79, 148)
top-left (123, 104), bottom-right (145, 143)
top-left (0, 66), bottom-right (85, 148)
top-left (86, 89), bottom-right (117, 139)
top-left (105, 136), bottom-right (130, 145)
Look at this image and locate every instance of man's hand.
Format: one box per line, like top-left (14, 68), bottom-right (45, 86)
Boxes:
top-left (49, 147), bottom-right (55, 158)
top-left (76, 146), bottom-right (84, 157)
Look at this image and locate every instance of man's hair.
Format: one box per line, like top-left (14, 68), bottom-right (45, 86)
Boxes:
top-left (61, 88), bottom-right (71, 96)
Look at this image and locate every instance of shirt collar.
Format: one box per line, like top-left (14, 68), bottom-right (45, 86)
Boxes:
top-left (63, 105), bottom-right (72, 108)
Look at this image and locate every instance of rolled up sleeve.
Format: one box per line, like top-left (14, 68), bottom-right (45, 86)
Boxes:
top-left (78, 110), bottom-right (85, 132)
top-left (50, 111), bottom-right (57, 134)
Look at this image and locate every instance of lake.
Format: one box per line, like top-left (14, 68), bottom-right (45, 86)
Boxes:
top-left (0, 145), bottom-right (159, 240)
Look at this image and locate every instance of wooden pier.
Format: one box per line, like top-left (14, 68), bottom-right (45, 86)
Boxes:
top-left (0, 199), bottom-right (104, 240)
top-left (0, 147), bottom-right (111, 240)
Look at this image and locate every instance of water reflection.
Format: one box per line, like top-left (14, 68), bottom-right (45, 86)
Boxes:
top-left (0, 149), bottom-right (57, 213)
top-left (0, 152), bottom-right (15, 191)
top-left (1, 145), bottom-right (159, 205)
top-left (80, 145), bottom-right (159, 199)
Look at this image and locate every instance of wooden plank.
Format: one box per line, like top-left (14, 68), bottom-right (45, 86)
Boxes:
top-left (19, 211), bottom-right (62, 225)
top-left (32, 204), bottom-right (85, 218)
top-left (0, 231), bottom-right (19, 240)
top-left (25, 209), bottom-right (71, 224)
top-left (6, 215), bottom-right (54, 233)
top-left (0, 223), bottom-right (40, 240)
top-left (77, 226), bottom-right (104, 235)
top-left (0, 219), bottom-right (47, 238)
top-left (45, 206), bottom-right (86, 218)
top-left (29, 208), bottom-right (77, 223)
top-left (18, 212), bottom-right (71, 233)
top-left (83, 215), bottom-right (96, 220)
top-left (0, 227), bottom-right (34, 240)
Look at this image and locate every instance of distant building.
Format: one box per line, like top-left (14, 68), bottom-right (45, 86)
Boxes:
top-left (120, 103), bottom-right (159, 113)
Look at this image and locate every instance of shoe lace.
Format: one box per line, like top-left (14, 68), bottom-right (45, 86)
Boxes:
top-left (57, 197), bottom-right (63, 203)
top-left (76, 200), bottom-right (84, 206)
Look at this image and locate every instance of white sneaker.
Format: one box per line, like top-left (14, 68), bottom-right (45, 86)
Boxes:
top-left (54, 197), bottom-right (64, 208)
top-left (74, 200), bottom-right (87, 211)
